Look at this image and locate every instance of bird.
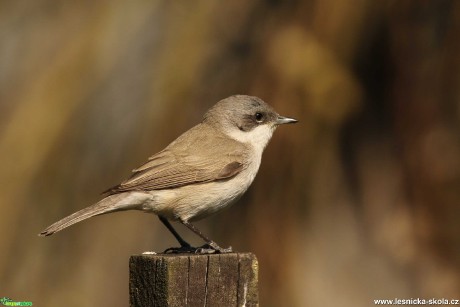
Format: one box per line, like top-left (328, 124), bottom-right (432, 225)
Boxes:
top-left (39, 95), bottom-right (297, 253)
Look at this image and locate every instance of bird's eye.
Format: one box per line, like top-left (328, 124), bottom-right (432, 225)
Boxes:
top-left (255, 112), bottom-right (264, 122)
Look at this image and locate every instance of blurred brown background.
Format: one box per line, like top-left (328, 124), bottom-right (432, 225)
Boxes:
top-left (1, 1), bottom-right (459, 306)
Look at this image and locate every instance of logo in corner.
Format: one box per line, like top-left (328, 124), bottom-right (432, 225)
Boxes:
top-left (0, 297), bottom-right (33, 306)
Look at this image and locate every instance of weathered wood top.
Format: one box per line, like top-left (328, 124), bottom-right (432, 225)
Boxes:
top-left (129, 253), bottom-right (258, 307)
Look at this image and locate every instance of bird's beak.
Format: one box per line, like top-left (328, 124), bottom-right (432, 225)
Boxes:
top-left (276, 115), bottom-right (298, 125)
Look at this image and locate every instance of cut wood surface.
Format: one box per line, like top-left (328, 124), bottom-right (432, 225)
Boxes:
top-left (129, 253), bottom-right (258, 307)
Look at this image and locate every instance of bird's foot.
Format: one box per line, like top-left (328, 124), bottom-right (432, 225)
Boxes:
top-left (163, 245), bottom-right (197, 254)
top-left (163, 242), bottom-right (233, 254)
top-left (195, 242), bottom-right (233, 254)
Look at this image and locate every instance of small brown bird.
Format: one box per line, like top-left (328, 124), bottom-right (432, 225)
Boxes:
top-left (39, 95), bottom-right (297, 253)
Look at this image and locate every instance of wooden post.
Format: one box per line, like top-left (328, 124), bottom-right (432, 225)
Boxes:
top-left (129, 253), bottom-right (258, 307)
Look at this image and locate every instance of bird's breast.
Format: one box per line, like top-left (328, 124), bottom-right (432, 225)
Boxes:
top-left (148, 153), bottom-right (262, 222)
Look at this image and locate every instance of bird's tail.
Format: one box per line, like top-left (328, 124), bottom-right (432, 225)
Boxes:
top-left (38, 192), bottom-right (150, 236)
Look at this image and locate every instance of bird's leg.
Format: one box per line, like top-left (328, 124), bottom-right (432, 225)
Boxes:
top-left (179, 219), bottom-right (233, 254)
top-left (158, 216), bottom-right (195, 253)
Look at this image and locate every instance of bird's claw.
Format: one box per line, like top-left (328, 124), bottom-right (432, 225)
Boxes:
top-left (163, 242), bottom-right (233, 254)
top-left (196, 242), bottom-right (233, 254)
top-left (163, 245), bottom-right (196, 254)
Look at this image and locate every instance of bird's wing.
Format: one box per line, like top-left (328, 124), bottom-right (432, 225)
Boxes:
top-left (106, 124), bottom-right (248, 193)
